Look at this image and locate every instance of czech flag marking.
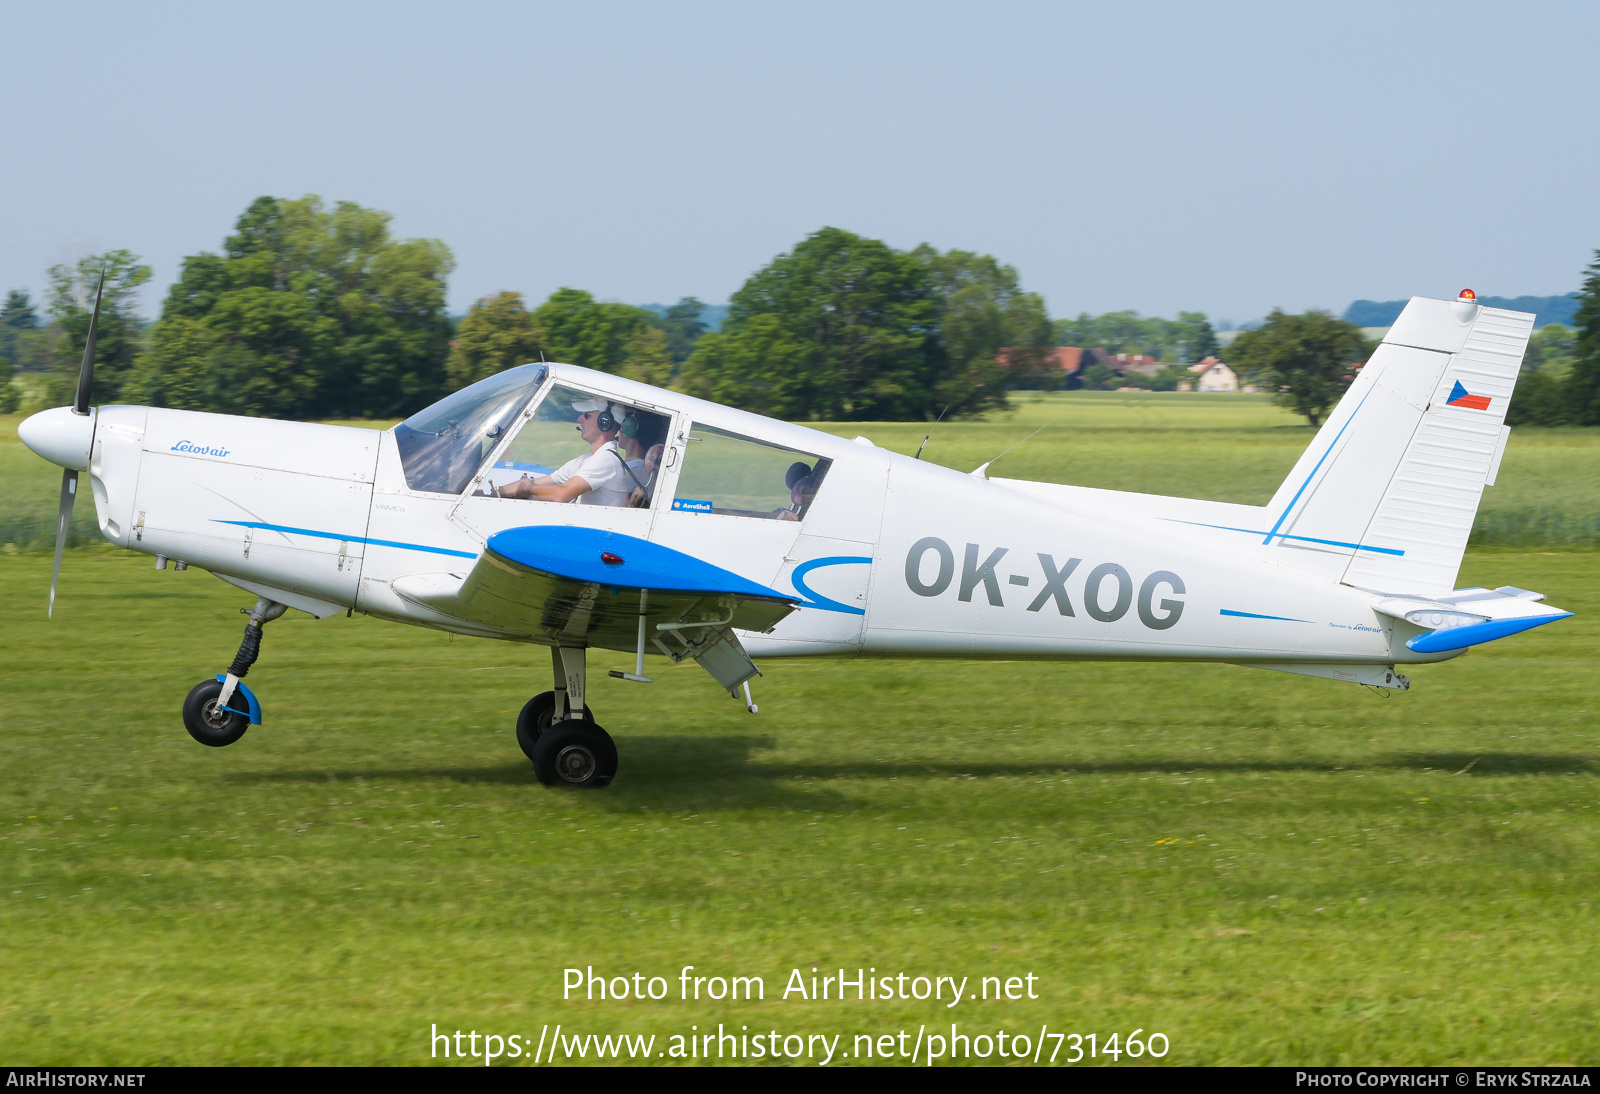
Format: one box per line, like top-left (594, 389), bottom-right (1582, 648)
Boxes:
top-left (1445, 380), bottom-right (1492, 411)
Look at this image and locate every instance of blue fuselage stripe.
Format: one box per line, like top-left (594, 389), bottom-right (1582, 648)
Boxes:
top-left (789, 555), bottom-right (872, 615)
top-left (213, 520), bottom-right (479, 559)
top-left (1262, 382), bottom-right (1378, 545)
top-left (1221, 609), bottom-right (1313, 623)
top-left (1172, 520), bottom-right (1405, 557)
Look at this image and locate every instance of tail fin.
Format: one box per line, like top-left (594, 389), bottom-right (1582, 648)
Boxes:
top-left (1260, 296), bottom-right (1533, 594)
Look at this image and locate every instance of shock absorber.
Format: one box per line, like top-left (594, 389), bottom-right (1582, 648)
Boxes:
top-left (227, 619), bottom-right (265, 679)
top-left (217, 598), bottom-right (288, 708)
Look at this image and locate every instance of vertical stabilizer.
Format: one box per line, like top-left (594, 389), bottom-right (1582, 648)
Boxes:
top-left (1259, 296), bottom-right (1532, 594)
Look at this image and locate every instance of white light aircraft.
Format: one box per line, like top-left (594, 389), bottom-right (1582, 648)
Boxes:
top-left (19, 287), bottom-right (1572, 788)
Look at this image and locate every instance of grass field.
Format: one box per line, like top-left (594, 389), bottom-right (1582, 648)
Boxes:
top-left (1, 396), bottom-right (1597, 1066)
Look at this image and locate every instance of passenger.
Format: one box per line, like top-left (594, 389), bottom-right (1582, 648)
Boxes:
top-left (615, 416), bottom-right (663, 507)
top-left (495, 397), bottom-right (632, 506)
top-left (619, 423), bottom-right (650, 471)
top-left (773, 475), bottom-right (817, 521)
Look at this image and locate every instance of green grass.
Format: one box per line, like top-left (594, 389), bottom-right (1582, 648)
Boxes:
top-left (6, 393), bottom-right (1596, 550)
top-left (1, 547), bottom-right (1595, 1065)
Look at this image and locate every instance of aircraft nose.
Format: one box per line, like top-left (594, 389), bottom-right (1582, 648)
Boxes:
top-left (18, 406), bottom-right (97, 471)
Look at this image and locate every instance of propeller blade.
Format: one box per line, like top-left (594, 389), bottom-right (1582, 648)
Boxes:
top-left (49, 469), bottom-right (77, 618)
top-left (73, 267), bottom-right (108, 416)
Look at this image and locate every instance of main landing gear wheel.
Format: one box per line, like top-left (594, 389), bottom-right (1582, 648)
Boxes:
top-left (515, 691), bottom-right (593, 761)
top-left (531, 720), bottom-right (618, 789)
top-left (182, 679), bottom-right (250, 747)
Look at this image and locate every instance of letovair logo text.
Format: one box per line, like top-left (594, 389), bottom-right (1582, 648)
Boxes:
top-left (904, 537), bottom-right (1185, 630)
top-left (170, 440), bottom-right (231, 457)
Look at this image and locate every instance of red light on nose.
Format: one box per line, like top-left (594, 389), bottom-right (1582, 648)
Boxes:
top-left (1458, 288), bottom-right (1476, 301)
top-left (600, 552), bottom-right (624, 565)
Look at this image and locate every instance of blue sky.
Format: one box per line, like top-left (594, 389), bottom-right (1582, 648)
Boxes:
top-left (3, 0), bottom-right (1597, 324)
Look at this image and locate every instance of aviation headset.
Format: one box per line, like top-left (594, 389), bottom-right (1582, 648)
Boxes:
top-left (596, 403), bottom-right (639, 438)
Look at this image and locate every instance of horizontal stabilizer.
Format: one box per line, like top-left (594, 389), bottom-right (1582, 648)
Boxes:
top-left (1371, 584), bottom-right (1572, 653)
top-left (1404, 612), bottom-right (1570, 653)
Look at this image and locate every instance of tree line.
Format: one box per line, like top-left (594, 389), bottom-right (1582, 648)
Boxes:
top-left (4, 194), bottom-right (1599, 427)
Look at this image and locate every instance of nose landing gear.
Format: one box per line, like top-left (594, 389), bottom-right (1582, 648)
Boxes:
top-left (181, 597), bottom-right (286, 747)
top-left (519, 646), bottom-right (616, 788)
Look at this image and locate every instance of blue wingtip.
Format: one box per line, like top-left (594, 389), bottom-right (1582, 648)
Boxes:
top-left (1405, 612), bottom-right (1574, 654)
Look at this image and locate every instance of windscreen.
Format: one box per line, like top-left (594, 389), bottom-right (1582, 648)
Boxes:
top-left (393, 364), bottom-right (546, 494)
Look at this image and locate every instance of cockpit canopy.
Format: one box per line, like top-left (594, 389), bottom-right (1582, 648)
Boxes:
top-left (394, 364), bottom-right (546, 493)
top-left (393, 364), bottom-right (832, 521)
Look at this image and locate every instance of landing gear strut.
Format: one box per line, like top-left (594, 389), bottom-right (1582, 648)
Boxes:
top-left (181, 597), bottom-right (286, 747)
top-left (521, 646), bottom-right (616, 788)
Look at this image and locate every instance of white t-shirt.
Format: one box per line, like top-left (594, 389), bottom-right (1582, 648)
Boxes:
top-left (549, 441), bottom-right (632, 507)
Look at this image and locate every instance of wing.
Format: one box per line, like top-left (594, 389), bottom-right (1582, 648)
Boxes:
top-left (391, 524), bottom-right (798, 653)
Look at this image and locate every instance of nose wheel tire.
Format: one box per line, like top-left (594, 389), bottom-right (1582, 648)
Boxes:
top-left (531, 720), bottom-right (617, 788)
top-left (182, 679), bottom-right (250, 747)
top-left (515, 691), bottom-right (592, 762)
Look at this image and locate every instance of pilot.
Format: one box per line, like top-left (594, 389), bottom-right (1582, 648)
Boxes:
top-left (495, 397), bottom-right (633, 506)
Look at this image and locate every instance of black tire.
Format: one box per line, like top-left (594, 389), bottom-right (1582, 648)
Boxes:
top-left (182, 679), bottom-right (251, 747)
top-left (531, 720), bottom-right (617, 788)
top-left (515, 691), bottom-right (592, 762)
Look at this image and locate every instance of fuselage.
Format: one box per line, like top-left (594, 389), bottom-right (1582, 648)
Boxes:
top-left (66, 363), bottom-right (1450, 678)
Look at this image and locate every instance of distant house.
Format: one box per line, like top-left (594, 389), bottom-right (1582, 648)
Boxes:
top-left (1114, 353), bottom-right (1163, 378)
top-left (996, 346), bottom-right (1169, 386)
top-left (996, 346), bottom-right (1083, 380)
top-left (1190, 357), bottom-right (1240, 392)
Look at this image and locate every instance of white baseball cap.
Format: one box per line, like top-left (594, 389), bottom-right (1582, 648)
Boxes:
top-left (571, 396), bottom-right (609, 413)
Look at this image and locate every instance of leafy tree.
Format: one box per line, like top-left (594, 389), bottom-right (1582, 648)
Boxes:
top-left (1, 289), bottom-right (39, 361)
top-left (676, 313), bottom-right (815, 417)
top-left (1523, 324), bottom-right (1577, 376)
top-left (1173, 311), bottom-right (1219, 363)
top-left (660, 297), bottom-right (709, 363)
top-left (1505, 371), bottom-right (1571, 426)
top-left (128, 195), bottom-right (453, 418)
top-left (1567, 252), bottom-right (1600, 426)
top-left (1055, 311), bottom-right (1153, 356)
top-left (1052, 309), bottom-right (1218, 364)
top-left (531, 288), bottom-right (665, 384)
top-left (446, 291), bottom-right (546, 389)
top-left (1227, 309), bottom-right (1371, 426)
top-left (1079, 362), bottom-right (1121, 390)
top-left (682, 228), bottom-right (939, 420)
top-left (0, 289), bottom-right (38, 412)
top-left (910, 245), bottom-right (1049, 414)
top-left (47, 251), bottom-right (152, 404)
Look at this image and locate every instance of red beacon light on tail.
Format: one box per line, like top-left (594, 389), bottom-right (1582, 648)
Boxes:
top-left (1458, 289), bottom-right (1477, 302)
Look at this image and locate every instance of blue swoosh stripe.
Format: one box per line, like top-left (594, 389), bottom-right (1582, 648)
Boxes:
top-left (790, 555), bottom-right (872, 615)
top-left (1172, 520), bottom-right (1405, 557)
top-left (213, 520), bottom-right (478, 559)
top-left (1261, 382), bottom-right (1378, 545)
top-left (1221, 609), bottom-right (1313, 623)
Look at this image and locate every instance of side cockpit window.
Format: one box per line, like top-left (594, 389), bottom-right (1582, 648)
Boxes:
top-left (481, 387), bottom-right (673, 508)
top-left (671, 423), bottom-right (830, 520)
top-left (393, 364), bottom-right (546, 494)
